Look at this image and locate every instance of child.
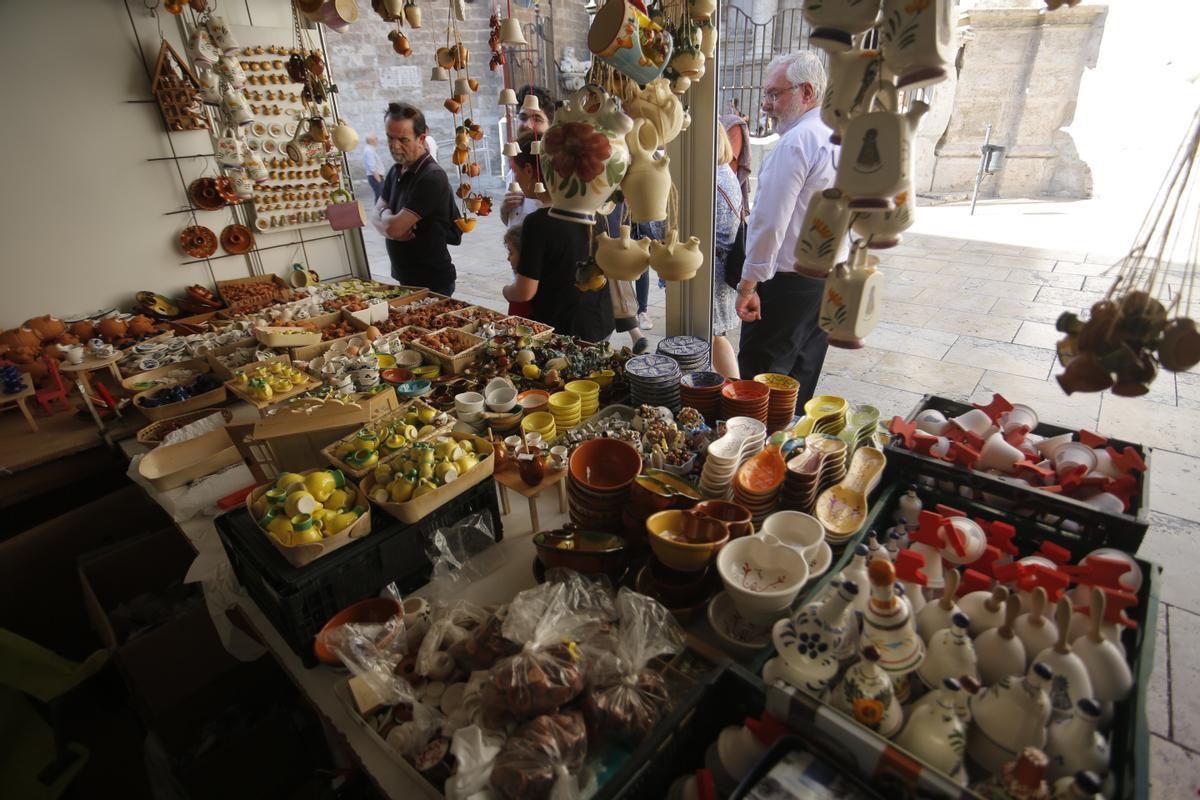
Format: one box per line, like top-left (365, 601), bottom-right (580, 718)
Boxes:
top-left (504, 224), bottom-right (534, 318)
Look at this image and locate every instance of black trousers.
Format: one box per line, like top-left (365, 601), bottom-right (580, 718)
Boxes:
top-left (737, 272), bottom-right (829, 414)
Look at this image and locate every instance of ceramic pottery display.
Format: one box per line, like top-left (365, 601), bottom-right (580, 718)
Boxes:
top-left (765, 579), bottom-right (858, 695)
top-left (917, 611), bottom-right (979, 691)
top-left (587, 0), bottom-right (674, 84)
top-left (624, 78), bottom-right (685, 149)
top-left (821, 47), bottom-right (885, 145)
top-left (649, 231), bottom-right (704, 282)
top-left (595, 224), bottom-right (651, 281)
top-left (968, 662), bottom-right (1053, 774)
top-left (1034, 598), bottom-right (1095, 722)
top-left (1014, 587), bottom-right (1059, 669)
top-left (972, 747), bottom-right (1052, 800)
top-left (976, 595), bottom-right (1027, 686)
top-left (1044, 698), bottom-right (1109, 784)
top-left (828, 645), bottom-right (903, 738)
top-left (794, 188), bottom-right (852, 278)
top-left (879, 0), bottom-right (956, 89)
top-left (860, 559), bottom-right (925, 684)
top-left (623, 119), bottom-right (671, 223)
top-left (841, 544), bottom-right (873, 617)
top-left (895, 677), bottom-right (969, 785)
top-left (803, 0), bottom-right (883, 51)
top-left (819, 243), bottom-right (884, 349)
top-left (836, 86), bottom-right (928, 210)
top-left (717, 533), bottom-right (809, 624)
top-left (540, 86), bottom-right (632, 224)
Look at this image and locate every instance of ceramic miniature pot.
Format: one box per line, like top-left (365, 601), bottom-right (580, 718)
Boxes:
top-left (624, 78), bottom-right (686, 149)
top-left (332, 119), bottom-right (359, 152)
top-left (821, 47), bottom-right (886, 145)
top-left (836, 85), bottom-right (929, 210)
top-left (967, 662), bottom-right (1053, 775)
top-left (895, 678), bottom-right (969, 785)
top-left (880, 0), bottom-right (956, 89)
top-left (622, 120), bottom-right (671, 223)
top-left (828, 645), bottom-right (903, 737)
top-left (596, 224), bottom-right (652, 281)
top-left (803, 0), bottom-right (884, 51)
top-left (221, 87), bottom-right (254, 126)
top-left (588, 0), bottom-right (674, 84)
top-left (819, 243), bottom-right (884, 349)
top-left (1045, 698), bottom-right (1110, 784)
top-left (794, 188), bottom-right (852, 278)
top-left (650, 231), bottom-right (704, 282)
top-left (540, 85), bottom-right (632, 224)
top-left (717, 534), bottom-right (809, 624)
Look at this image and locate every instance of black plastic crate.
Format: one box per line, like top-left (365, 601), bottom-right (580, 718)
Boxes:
top-left (887, 394), bottom-right (1151, 554)
top-left (215, 477), bottom-right (503, 667)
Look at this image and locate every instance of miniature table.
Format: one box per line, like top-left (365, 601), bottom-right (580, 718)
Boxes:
top-left (0, 374), bottom-right (38, 432)
top-left (492, 460), bottom-right (568, 534)
top-left (61, 352), bottom-right (124, 431)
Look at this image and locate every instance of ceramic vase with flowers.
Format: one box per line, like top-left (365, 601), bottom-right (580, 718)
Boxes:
top-left (828, 645), bottom-right (903, 738)
top-left (541, 86), bottom-right (632, 225)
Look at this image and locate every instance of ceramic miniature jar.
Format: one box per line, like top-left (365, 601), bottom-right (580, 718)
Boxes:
top-left (895, 677), bottom-right (969, 785)
top-left (594, 223), bottom-right (650, 284)
top-left (1044, 699), bottom-right (1109, 784)
top-left (959, 585), bottom-right (1010, 637)
top-left (915, 567), bottom-right (961, 643)
top-left (861, 560), bottom-right (925, 697)
top-left (968, 662), bottom-right (1054, 775)
top-left (767, 579), bottom-right (859, 696)
top-left (917, 611), bottom-right (979, 691)
top-left (828, 645), bottom-right (903, 738)
top-left (879, 0), bottom-right (956, 90)
top-left (1014, 587), bottom-right (1060, 669)
top-left (1034, 598), bottom-right (1095, 722)
top-left (803, 0), bottom-right (884, 51)
top-left (793, 188), bottom-right (852, 279)
top-left (649, 231), bottom-right (704, 281)
top-left (541, 85), bottom-right (632, 224)
top-left (622, 120), bottom-right (671, 223)
top-left (976, 594), bottom-right (1028, 686)
top-left (972, 747), bottom-right (1052, 800)
top-left (821, 47), bottom-right (886, 145)
top-left (836, 86), bottom-right (929, 210)
top-left (819, 243), bottom-right (884, 349)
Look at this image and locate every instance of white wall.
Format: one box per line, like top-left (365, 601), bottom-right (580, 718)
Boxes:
top-left (0, 0), bottom-right (365, 329)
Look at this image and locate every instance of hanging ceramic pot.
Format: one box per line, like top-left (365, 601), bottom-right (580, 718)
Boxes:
top-left (588, 0), bottom-right (674, 84)
top-left (917, 611), bottom-right (979, 691)
top-left (541, 85), bottom-right (632, 224)
top-left (967, 662), bottom-right (1053, 774)
top-left (197, 67), bottom-right (222, 106)
top-left (188, 26), bottom-right (221, 67)
top-left (206, 15), bottom-right (240, 54)
top-left (802, 0), bottom-right (883, 51)
top-left (880, 0), bottom-right (956, 89)
top-left (1014, 587), bottom-right (1059, 668)
top-left (595, 224), bottom-right (651, 281)
top-left (622, 119), bottom-right (671, 223)
top-left (821, 47), bottom-right (886, 145)
top-left (836, 84), bottom-right (929, 210)
top-left (794, 188), bottom-right (852, 279)
top-left (1045, 698), bottom-right (1110, 784)
top-left (860, 559), bottom-right (925, 696)
top-left (976, 594), bottom-right (1028, 686)
top-left (688, 0), bottom-right (716, 21)
top-left (649, 231), bottom-right (704, 281)
top-left (624, 78), bottom-right (686, 149)
top-left (819, 243), bottom-right (884, 349)
top-left (895, 677), bottom-right (969, 785)
top-left (828, 645), bottom-right (903, 738)
top-left (699, 19), bottom-right (717, 59)
top-left (1158, 317), bottom-right (1200, 372)
top-left (851, 187), bottom-right (914, 248)
top-left (1034, 598), bottom-right (1095, 722)
top-left (332, 119), bottom-right (359, 152)
top-left (404, 0), bottom-right (422, 27)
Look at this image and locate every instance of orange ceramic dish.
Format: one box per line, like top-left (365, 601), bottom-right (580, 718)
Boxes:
top-left (313, 597), bottom-right (402, 665)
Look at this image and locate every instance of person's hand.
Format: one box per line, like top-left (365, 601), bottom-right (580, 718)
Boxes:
top-left (502, 192), bottom-right (524, 213)
top-left (736, 290), bottom-right (761, 322)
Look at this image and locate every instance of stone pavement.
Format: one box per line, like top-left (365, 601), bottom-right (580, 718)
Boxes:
top-left (363, 207), bottom-right (1200, 793)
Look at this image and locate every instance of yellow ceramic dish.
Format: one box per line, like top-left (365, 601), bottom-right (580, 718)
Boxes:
top-left (588, 370), bottom-right (614, 389)
top-left (564, 380), bottom-right (600, 399)
top-left (522, 412), bottom-right (557, 436)
top-left (376, 354), bottom-right (397, 369)
top-left (753, 372), bottom-right (800, 392)
top-left (645, 509), bottom-right (730, 572)
top-left (412, 364), bottom-right (441, 379)
top-left (805, 395), bottom-right (848, 418)
top-left (549, 391), bottom-right (582, 411)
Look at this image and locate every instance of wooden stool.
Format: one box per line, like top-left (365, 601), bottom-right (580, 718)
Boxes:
top-left (493, 461), bottom-right (568, 534)
top-left (0, 373), bottom-right (39, 432)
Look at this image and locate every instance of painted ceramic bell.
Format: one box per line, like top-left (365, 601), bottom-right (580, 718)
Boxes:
top-left (803, 0), bottom-right (883, 51)
top-left (622, 119), bottom-right (671, 223)
top-left (972, 747), bottom-right (1052, 800)
top-left (837, 85), bottom-right (929, 210)
top-left (1073, 588), bottom-right (1132, 704)
top-left (895, 677), bottom-right (969, 785)
top-left (1014, 587), bottom-right (1060, 668)
top-left (541, 86), bottom-right (632, 224)
top-left (959, 585), bottom-right (1010, 637)
top-left (1035, 598), bottom-right (1095, 722)
top-left (1044, 698), bottom-right (1109, 784)
top-left (821, 47), bottom-right (886, 145)
top-left (880, 0), bottom-right (956, 89)
top-left (820, 243), bottom-right (884, 349)
top-left (976, 594), bottom-right (1027, 686)
top-left (841, 544), bottom-right (873, 617)
top-left (649, 231), bottom-right (704, 282)
top-left (917, 611), bottom-right (979, 690)
top-left (829, 645), bottom-right (903, 737)
top-left (851, 187), bottom-right (914, 248)
top-left (968, 662), bottom-right (1054, 775)
top-left (861, 559), bottom-right (925, 684)
top-left (909, 674), bottom-right (978, 728)
top-left (768, 579), bottom-right (859, 695)
top-left (794, 188), bottom-right (851, 278)
top-left (916, 567), bottom-right (961, 643)
top-left (797, 579), bottom-right (860, 661)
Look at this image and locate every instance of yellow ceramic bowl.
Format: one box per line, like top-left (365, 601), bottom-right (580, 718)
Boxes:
top-left (412, 364), bottom-right (441, 379)
top-left (588, 370), bottom-right (614, 389)
top-left (805, 394), bottom-right (848, 419)
top-left (645, 510), bottom-right (730, 572)
top-left (753, 372), bottom-right (800, 392)
top-left (522, 412), bottom-right (556, 435)
top-left (549, 391), bottom-right (581, 411)
top-left (376, 354), bottom-right (397, 370)
top-left (565, 380), bottom-right (600, 399)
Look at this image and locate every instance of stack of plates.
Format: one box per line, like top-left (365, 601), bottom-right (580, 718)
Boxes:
top-left (698, 416), bottom-right (766, 499)
top-left (657, 336), bottom-right (711, 373)
top-left (568, 439), bottom-right (641, 533)
top-left (626, 354), bottom-right (683, 412)
top-left (720, 380), bottom-right (770, 426)
top-left (754, 373), bottom-right (800, 433)
top-left (780, 435), bottom-right (849, 514)
top-left (732, 455), bottom-right (785, 527)
top-left (565, 380), bottom-right (600, 420)
top-left (679, 371), bottom-right (726, 425)
top-left (521, 411), bottom-right (557, 442)
top-left (838, 404), bottom-right (882, 452)
top-left (792, 395), bottom-right (849, 437)
top-left (549, 391), bottom-right (582, 430)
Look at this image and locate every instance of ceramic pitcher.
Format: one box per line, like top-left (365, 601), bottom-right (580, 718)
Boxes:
top-left (215, 55), bottom-right (245, 90)
top-left (880, 0), bottom-right (956, 90)
top-left (803, 0), bottom-right (883, 51)
top-left (649, 231), bottom-right (704, 281)
top-left (622, 120), bottom-right (671, 223)
top-left (206, 15), bottom-right (240, 54)
top-left (850, 187), bottom-right (914, 248)
top-left (595, 224), bottom-right (651, 281)
top-left (794, 188), bottom-right (852, 278)
top-left (588, 0), bottom-right (674, 84)
top-left (222, 88), bottom-right (253, 127)
top-left (624, 78), bottom-right (685, 150)
top-left (541, 85), bottom-right (632, 225)
top-left (188, 27), bottom-right (221, 67)
top-left (216, 127), bottom-right (244, 167)
top-left (243, 148), bottom-right (269, 183)
top-left (821, 47), bottom-right (886, 145)
top-left (819, 243), bottom-right (884, 349)
top-left (836, 85), bottom-right (929, 210)
top-left (197, 67), bottom-right (222, 106)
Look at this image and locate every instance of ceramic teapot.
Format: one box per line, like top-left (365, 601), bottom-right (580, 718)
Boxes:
top-left (895, 677), bottom-right (969, 785)
top-left (828, 645), bottom-right (903, 737)
top-left (836, 85), bottom-right (929, 210)
top-left (968, 662), bottom-right (1054, 774)
top-left (622, 119), bottom-right (671, 223)
top-left (332, 119), bottom-right (359, 152)
top-left (880, 0), bottom-right (956, 90)
top-left (860, 559), bottom-right (925, 691)
top-left (794, 188), bottom-right (852, 279)
top-left (821, 47), bottom-right (886, 145)
top-left (541, 85), bottom-right (632, 224)
top-left (595, 224), bottom-right (651, 281)
top-left (819, 242), bottom-right (884, 349)
top-left (623, 78), bottom-right (686, 149)
top-left (650, 231), bottom-right (704, 281)
top-left (803, 0), bottom-right (883, 51)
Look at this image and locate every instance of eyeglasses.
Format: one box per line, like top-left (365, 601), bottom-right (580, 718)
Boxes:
top-left (763, 84), bottom-right (799, 104)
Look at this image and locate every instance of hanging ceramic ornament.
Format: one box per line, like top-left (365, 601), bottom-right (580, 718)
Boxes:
top-left (649, 232), bottom-right (704, 282)
top-left (188, 27), bottom-right (221, 68)
top-left (976, 594), bottom-right (1027, 686)
top-left (836, 84), bottom-right (928, 210)
top-left (1035, 598), bottom-right (1095, 722)
top-left (499, 16), bottom-right (527, 45)
top-left (688, 0), bottom-right (716, 21)
top-left (451, 0), bottom-right (466, 22)
top-left (698, 19), bottom-right (717, 59)
top-left (332, 119), bottom-right (359, 152)
top-left (959, 585), bottom-right (1010, 638)
top-left (794, 188), bottom-right (852, 279)
top-left (819, 242), bottom-right (884, 349)
top-left (828, 645), bottom-right (903, 738)
top-left (1045, 698), bottom-right (1110, 784)
top-left (894, 677), bottom-right (969, 785)
top-left (860, 560), bottom-right (925, 699)
top-left (967, 662), bottom-right (1053, 775)
top-left (917, 612), bottom-right (979, 691)
top-left (820, 47), bottom-right (885, 146)
top-left (595, 224), bottom-right (651, 281)
top-left (622, 119), bottom-right (670, 223)
top-left (431, 66), bottom-right (450, 81)
top-left (1014, 587), bottom-right (1059, 668)
top-left (1072, 588), bottom-right (1133, 706)
top-left (915, 566), bottom-right (960, 643)
top-left (588, 0), bottom-right (674, 84)
top-left (540, 86), bottom-right (631, 224)
top-left (502, 141), bottom-right (520, 157)
top-left (851, 187), bottom-right (915, 249)
top-left (971, 747), bottom-right (1052, 800)
top-left (498, 87), bottom-right (518, 106)
top-left (802, 0), bottom-right (883, 52)
top-left (453, 77), bottom-right (471, 98)
top-left (404, 0), bottom-right (422, 27)
top-left (624, 78), bottom-right (685, 149)
top-left (879, 0), bottom-right (956, 90)
top-left (763, 579), bottom-right (859, 696)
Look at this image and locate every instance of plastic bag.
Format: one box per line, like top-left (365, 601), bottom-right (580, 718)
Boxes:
top-left (445, 724), bottom-right (505, 800)
top-left (449, 605), bottom-right (521, 672)
top-left (490, 710), bottom-right (588, 800)
top-left (415, 598), bottom-right (489, 679)
top-left (423, 511), bottom-right (508, 601)
top-left (582, 587), bottom-right (684, 742)
top-left (487, 571), bottom-right (616, 720)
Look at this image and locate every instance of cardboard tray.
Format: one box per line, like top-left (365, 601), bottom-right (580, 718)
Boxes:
top-left (137, 428), bottom-right (242, 491)
top-left (121, 358), bottom-right (212, 392)
top-left (410, 329), bottom-right (486, 374)
top-left (134, 384), bottom-right (228, 422)
top-left (225, 372), bottom-right (323, 413)
top-left (319, 398), bottom-right (455, 480)
top-left (205, 344), bottom-right (284, 381)
top-left (245, 469), bottom-right (373, 568)
top-left (217, 274), bottom-right (293, 312)
top-left (360, 432), bottom-right (495, 524)
top-left (254, 326), bottom-right (324, 348)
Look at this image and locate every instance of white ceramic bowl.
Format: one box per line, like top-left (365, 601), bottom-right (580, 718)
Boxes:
top-left (716, 535), bottom-right (808, 624)
top-left (395, 349), bottom-right (423, 369)
top-left (759, 511), bottom-right (824, 560)
top-left (454, 391), bottom-right (485, 415)
top-left (486, 386), bottom-right (517, 412)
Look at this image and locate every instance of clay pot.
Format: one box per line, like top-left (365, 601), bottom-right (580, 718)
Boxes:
top-left (56, 333), bottom-right (80, 347)
top-left (542, 86), bottom-right (633, 225)
top-left (97, 317), bottom-right (128, 342)
top-left (25, 315), bottom-right (66, 342)
top-left (1, 327), bottom-right (42, 350)
top-left (127, 315), bottom-right (155, 337)
top-left (9, 346), bottom-right (38, 364)
top-left (1056, 353), bottom-right (1113, 395)
top-left (69, 320), bottom-right (96, 341)
top-left (1111, 345), bottom-right (1156, 397)
top-left (1158, 317), bottom-right (1200, 372)
top-left (622, 119), bottom-right (671, 224)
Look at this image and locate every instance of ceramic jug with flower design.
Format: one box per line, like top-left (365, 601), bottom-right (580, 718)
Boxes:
top-left (821, 46), bottom-right (886, 145)
top-left (851, 186), bottom-right (914, 248)
top-left (820, 242), bottom-right (884, 349)
top-left (794, 188), bottom-right (852, 278)
top-left (880, 0), bottom-right (956, 90)
top-left (541, 85), bottom-right (632, 224)
top-left (803, 0), bottom-right (883, 51)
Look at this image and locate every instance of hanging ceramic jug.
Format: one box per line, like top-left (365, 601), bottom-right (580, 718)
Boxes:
top-left (595, 224), bottom-right (651, 281)
top-left (1045, 698), bottom-right (1110, 784)
top-left (206, 15), bottom-right (240, 54)
top-left (819, 242), bottom-right (884, 349)
top-left (915, 566), bottom-right (960, 643)
top-left (1035, 598), bottom-right (1095, 722)
top-left (968, 662), bottom-right (1053, 775)
top-left (404, 0), bottom-right (422, 27)
top-left (243, 148), bottom-right (269, 183)
top-left (188, 26), bottom-right (221, 67)
top-left (803, 0), bottom-right (883, 51)
top-left (794, 188), bottom-right (852, 279)
top-left (861, 560), bottom-right (925, 698)
top-left (216, 127), bottom-right (244, 167)
top-left (1014, 587), bottom-right (1060, 668)
top-left (541, 85), bottom-right (632, 224)
top-left (624, 79), bottom-right (686, 149)
top-left (836, 84), bottom-right (929, 210)
top-left (766, 579), bottom-right (859, 696)
top-left (828, 645), bottom-right (903, 738)
top-left (880, 0), bottom-right (956, 89)
top-left (958, 585), bottom-right (1009, 638)
top-left (588, 0), bottom-right (674, 84)
top-left (197, 67), bottom-right (222, 106)
top-left (649, 231), bottom-right (704, 281)
top-left (895, 677), bottom-right (969, 785)
top-left (917, 611), bottom-right (979, 691)
top-left (821, 47), bottom-right (886, 145)
top-left (332, 119), bottom-right (359, 152)
top-left (221, 87), bottom-right (253, 127)
top-left (851, 187), bottom-right (915, 248)
top-left (622, 119), bottom-right (671, 223)
top-left (229, 169), bottom-right (254, 201)
top-left (976, 594), bottom-right (1028, 686)
top-left (972, 747), bottom-right (1052, 800)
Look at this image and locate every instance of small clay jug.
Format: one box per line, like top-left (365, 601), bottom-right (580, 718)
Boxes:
top-left (819, 242), bottom-right (884, 349)
top-left (793, 188), bottom-right (851, 279)
top-left (622, 119), bottom-right (671, 223)
top-left (821, 47), bottom-right (886, 145)
top-left (517, 448), bottom-right (545, 486)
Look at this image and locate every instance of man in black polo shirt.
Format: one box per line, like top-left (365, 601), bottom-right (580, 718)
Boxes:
top-left (372, 102), bottom-right (460, 296)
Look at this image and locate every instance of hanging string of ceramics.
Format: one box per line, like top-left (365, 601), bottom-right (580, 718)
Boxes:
top-left (369, 0), bottom-right (422, 56)
top-left (1055, 106), bottom-right (1200, 397)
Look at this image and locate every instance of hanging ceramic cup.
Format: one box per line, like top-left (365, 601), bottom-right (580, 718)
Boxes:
top-left (836, 84), bottom-right (929, 210)
top-left (880, 0), bottom-right (956, 89)
top-left (222, 88), bottom-right (254, 126)
top-left (819, 244), bottom-right (884, 349)
top-left (794, 188), bottom-right (852, 278)
top-left (197, 67), bottom-right (222, 106)
top-left (587, 0), bottom-right (674, 84)
top-left (216, 127), bottom-right (244, 167)
top-left (206, 15), bottom-right (240, 54)
top-left (803, 0), bottom-right (883, 52)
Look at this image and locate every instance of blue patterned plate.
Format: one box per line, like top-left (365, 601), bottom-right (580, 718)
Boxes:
top-left (658, 336), bottom-right (710, 358)
top-left (625, 354), bottom-right (682, 381)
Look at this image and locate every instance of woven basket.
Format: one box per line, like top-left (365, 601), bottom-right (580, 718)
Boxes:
top-left (136, 408), bottom-right (233, 446)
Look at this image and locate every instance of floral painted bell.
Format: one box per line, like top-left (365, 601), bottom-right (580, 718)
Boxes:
top-left (819, 242), bottom-right (884, 349)
top-left (765, 579), bottom-right (859, 696)
top-left (860, 559), bottom-right (924, 696)
top-left (968, 662), bottom-right (1053, 774)
top-left (895, 677), bottom-right (969, 786)
top-left (828, 645), bottom-right (903, 738)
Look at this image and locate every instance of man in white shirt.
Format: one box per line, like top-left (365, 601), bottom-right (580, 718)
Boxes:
top-left (734, 51), bottom-right (840, 410)
top-left (362, 134), bottom-right (384, 198)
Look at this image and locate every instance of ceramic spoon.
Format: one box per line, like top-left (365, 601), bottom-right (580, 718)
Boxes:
top-left (1013, 586), bottom-right (1059, 667)
top-left (916, 567), bottom-right (961, 643)
top-left (1074, 587), bottom-right (1132, 705)
top-left (814, 446), bottom-right (886, 540)
top-left (736, 444), bottom-right (786, 494)
top-left (975, 594), bottom-right (1027, 686)
top-left (1034, 597), bottom-right (1095, 722)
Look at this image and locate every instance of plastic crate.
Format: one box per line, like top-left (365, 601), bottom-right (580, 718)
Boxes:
top-left (751, 480), bottom-right (1160, 800)
top-left (887, 394), bottom-right (1151, 554)
top-left (215, 477), bottom-right (503, 667)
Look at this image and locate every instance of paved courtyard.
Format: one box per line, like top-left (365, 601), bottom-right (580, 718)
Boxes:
top-left (364, 203), bottom-right (1200, 793)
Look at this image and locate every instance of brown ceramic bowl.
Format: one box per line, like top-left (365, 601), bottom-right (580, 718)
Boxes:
top-left (695, 499), bottom-right (755, 538)
top-left (569, 438), bottom-right (641, 492)
top-left (637, 555), bottom-right (717, 610)
top-left (628, 469), bottom-right (702, 514)
top-left (516, 389), bottom-right (550, 415)
top-left (534, 528), bottom-right (628, 577)
top-left (313, 597), bottom-right (402, 665)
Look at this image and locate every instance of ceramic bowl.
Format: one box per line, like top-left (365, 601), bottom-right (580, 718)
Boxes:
top-left (759, 510), bottom-right (825, 560)
top-left (381, 368), bottom-right (411, 385)
top-left (486, 386), bottom-right (518, 412)
top-left (517, 389), bottom-right (550, 414)
top-left (682, 371), bottom-right (727, 390)
top-left (313, 597), bottom-right (402, 666)
top-left (564, 380), bottom-right (600, 399)
top-left (396, 379), bottom-right (432, 397)
top-left (646, 510), bottom-right (730, 572)
top-left (549, 390), bottom-right (582, 411)
top-left (716, 535), bottom-right (809, 624)
top-left (394, 350), bottom-right (423, 369)
top-left (569, 438), bottom-right (641, 492)
top-left (722, 380), bottom-right (771, 402)
top-left (695, 500), bottom-right (754, 538)
top-left (630, 470), bottom-right (702, 514)
top-left (455, 391), bottom-right (485, 415)
top-left (588, 370), bottom-right (615, 389)
top-left (522, 411), bottom-right (556, 436)
top-left (533, 529), bottom-right (628, 577)
top-left (375, 354), bottom-right (397, 370)
top-left (636, 558), bottom-right (717, 618)
top-left (412, 364), bottom-right (441, 379)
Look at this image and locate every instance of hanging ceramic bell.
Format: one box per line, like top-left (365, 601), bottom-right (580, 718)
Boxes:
top-left (976, 594), bottom-right (1028, 686)
top-left (502, 141), bottom-right (520, 157)
top-left (837, 85), bottom-right (928, 210)
top-left (1073, 588), bottom-right (1132, 705)
top-left (1014, 587), bottom-right (1060, 668)
top-left (430, 66), bottom-right (450, 81)
top-left (1045, 698), bottom-right (1110, 784)
top-left (622, 120), bottom-right (671, 224)
top-left (917, 611), bottom-right (979, 691)
top-left (819, 243), bottom-right (885, 349)
top-left (793, 188), bottom-right (851, 279)
top-left (915, 566), bottom-right (961, 643)
top-left (499, 16), bottom-right (527, 45)
top-left (530, 139), bottom-right (543, 155)
top-left (967, 662), bottom-right (1053, 774)
top-left (453, 77), bottom-right (471, 98)
top-left (895, 677), bottom-right (969, 785)
top-left (498, 87), bottom-right (518, 106)
top-left (520, 92), bottom-right (541, 113)
top-left (828, 645), bottom-right (903, 738)
top-left (1035, 598), bottom-right (1095, 722)
top-left (860, 559), bottom-right (925, 693)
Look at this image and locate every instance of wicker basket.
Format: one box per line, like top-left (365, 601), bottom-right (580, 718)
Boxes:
top-left (136, 408), bottom-right (234, 447)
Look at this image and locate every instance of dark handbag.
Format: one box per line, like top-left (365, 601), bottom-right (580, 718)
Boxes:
top-left (717, 185), bottom-right (747, 290)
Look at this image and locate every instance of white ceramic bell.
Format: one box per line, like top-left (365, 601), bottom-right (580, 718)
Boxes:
top-left (978, 431), bottom-right (1026, 474)
top-left (841, 544), bottom-right (872, 617)
top-left (453, 77), bottom-right (471, 97)
top-left (803, 0), bottom-right (884, 51)
top-left (502, 141), bottom-right (520, 157)
top-left (895, 677), bottom-right (969, 785)
top-left (829, 645), bottom-right (903, 738)
top-left (861, 559), bottom-right (925, 685)
top-left (975, 595), bottom-right (1027, 686)
top-left (1050, 769), bottom-right (1105, 799)
top-left (967, 661), bottom-right (1053, 774)
top-left (917, 611), bottom-right (978, 690)
top-left (915, 567), bottom-right (960, 644)
top-left (1045, 698), bottom-right (1110, 784)
top-left (430, 66), bottom-right (450, 81)
top-left (507, 180), bottom-right (523, 193)
top-left (793, 188), bottom-right (851, 279)
top-left (520, 92), bottom-right (541, 112)
top-left (622, 119), bottom-right (671, 223)
top-left (895, 486), bottom-right (923, 524)
top-left (1073, 588), bottom-right (1132, 704)
top-left (499, 16), bottom-right (527, 45)
top-left (1067, 606), bottom-right (1124, 655)
top-left (879, 0), bottom-right (956, 90)
top-left (958, 585), bottom-right (1010, 637)
top-left (837, 85), bottom-right (929, 210)
top-left (498, 88), bottom-right (518, 107)
top-left (770, 579), bottom-right (860, 696)
top-left (908, 674), bottom-right (978, 728)
top-left (1035, 598), bottom-right (1095, 722)
top-left (821, 47), bottom-right (886, 145)
top-left (820, 243), bottom-right (884, 349)
top-left (1014, 587), bottom-right (1060, 668)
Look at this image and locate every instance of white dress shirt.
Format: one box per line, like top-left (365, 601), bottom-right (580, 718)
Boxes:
top-left (741, 106), bottom-right (840, 284)
top-left (362, 144), bottom-right (382, 178)
top-left (502, 166), bottom-right (543, 228)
